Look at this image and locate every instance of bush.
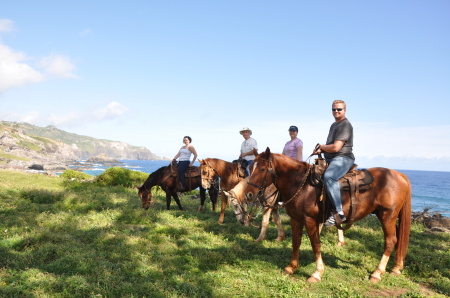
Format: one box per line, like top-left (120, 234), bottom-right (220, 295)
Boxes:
top-left (60, 169), bottom-right (93, 181)
top-left (94, 167), bottom-right (148, 188)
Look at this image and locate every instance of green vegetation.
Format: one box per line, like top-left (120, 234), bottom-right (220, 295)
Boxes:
top-left (94, 167), bottom-right (148, 187)
top-left (0, 151), bottom-right (30, 162)
top-left (0, 169), bottom-right (448, 297)
top-left (60, 169), bottom-right (94, 181)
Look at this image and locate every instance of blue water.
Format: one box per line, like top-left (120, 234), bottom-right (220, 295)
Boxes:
top-left (79, 160), bottom-right (450, 217)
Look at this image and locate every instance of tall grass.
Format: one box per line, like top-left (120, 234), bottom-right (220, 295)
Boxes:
top-left (0, 169), bottom-right (448, 297)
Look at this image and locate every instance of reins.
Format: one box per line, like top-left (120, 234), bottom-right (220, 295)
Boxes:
top-left (247, 158), bottom-right (312, 210)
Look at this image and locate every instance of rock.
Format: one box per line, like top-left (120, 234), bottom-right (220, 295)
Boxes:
top-left (28, 164), bottom-right (44, 171)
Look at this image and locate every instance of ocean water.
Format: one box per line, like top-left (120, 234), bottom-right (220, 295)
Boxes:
top-left (81, 160), bottom-right (450, 217)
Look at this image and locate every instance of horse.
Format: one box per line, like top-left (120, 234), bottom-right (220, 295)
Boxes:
top-left (243, 148), bottom-right (411, 283)
top-left (137, 164), bottom-right (219, 211)
top-left (223, 178), bottom-right (285, 242)
top-left (224, 178), bottom-right (346, 245)
top-left (198, 158), bottom-right (245, 224)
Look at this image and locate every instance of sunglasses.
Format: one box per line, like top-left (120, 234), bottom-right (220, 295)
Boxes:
top-left (332, 108), bottom-right (344, 112)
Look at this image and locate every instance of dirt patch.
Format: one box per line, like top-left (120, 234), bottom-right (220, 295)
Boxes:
top-left (365, 288), bottom-right (407, 297)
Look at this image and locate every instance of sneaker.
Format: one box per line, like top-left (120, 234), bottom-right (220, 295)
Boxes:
top-left (324, 213), bottom-right (346, 227)
top-left (324, 213), bottom-right (336, 226)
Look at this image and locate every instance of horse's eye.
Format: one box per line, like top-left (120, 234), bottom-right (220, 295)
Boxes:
top-left (261, 168), bottom-right (265, 172)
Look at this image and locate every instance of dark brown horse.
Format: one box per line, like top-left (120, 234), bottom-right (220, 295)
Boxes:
top-left (137, 164), bottom-right (219, 211)
top-left (243, 148), bottom-right (411, 282)
top-left (198, 158), bottom-right (245, 224)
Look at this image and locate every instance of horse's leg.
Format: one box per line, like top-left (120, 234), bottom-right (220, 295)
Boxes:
top-left (337, 229), bottom-right (345, 246)
top-left (255, 207), bottom-right (271, 242)
top-left (272, 208), bottom-right (285, 242)
top-left (211, 188), bottom-right (218, 211)
top-left (305, 216), bottom-right (324, 282)
top-left (284, 218), bottom-right (304, 275)
top-left (370, 213), bottom-right (398, 282)
top-left (166, 193), bottom-right (172, 210)
top-left (198, 188), bottom-right (206, 212)
top-left (218, 192), bottom-right (227, 224)
top-left (318, 224), bottom-right (345, 246)
top-left (172, 193), bottom-right (184, 210)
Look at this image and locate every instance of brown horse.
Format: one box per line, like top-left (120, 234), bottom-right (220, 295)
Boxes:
top-left (137, 164), bottom-right (219, 211)
top-left (243, 148), bottom-right (411, 282)
top-left (224, 178), bottom-right (346, 245)
top-left (198, 158), bottom-right (245, 224)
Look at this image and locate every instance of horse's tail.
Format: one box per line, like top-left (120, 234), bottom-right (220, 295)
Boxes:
top-left (396, 173), bottom-right (412, 266)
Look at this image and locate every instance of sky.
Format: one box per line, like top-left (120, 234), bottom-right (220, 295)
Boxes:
top-left (1, 1), bottom-right (449, 171)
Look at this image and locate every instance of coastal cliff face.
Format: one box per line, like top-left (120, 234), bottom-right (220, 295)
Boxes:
top-left (0, 121), bottom-right (161, 170)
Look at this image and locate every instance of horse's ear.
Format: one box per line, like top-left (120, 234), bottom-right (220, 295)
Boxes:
top-left (136, 184), bottom-right (142, 189)
top-left (264, 147), bottom-right (271, 158)
top-left (198, 159), bottom-right (203, 164)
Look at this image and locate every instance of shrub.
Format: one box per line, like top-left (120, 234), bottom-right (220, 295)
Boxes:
top-left (94, 167), bottom-right (148, 188)
top-left (60, 169), bottom-right (93, 181)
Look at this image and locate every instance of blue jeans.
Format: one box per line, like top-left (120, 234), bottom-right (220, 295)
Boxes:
top-left (246, 160), bottom-right (254, 176)
top-left (324, 156), bottom-right (354, 213)
top-left (178, 161), bottom-right (190, 188)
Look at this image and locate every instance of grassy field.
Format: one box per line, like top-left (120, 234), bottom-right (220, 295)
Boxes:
top-left (0, 169), bottom-right (449, 297)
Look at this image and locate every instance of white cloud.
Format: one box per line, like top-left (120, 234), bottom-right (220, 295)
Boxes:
top-left (0, 19), bottom-right (15, 32)
top-left (38, 54), bottom-right (77, 78)
top-left (0, 44), bottom-right (44, 93)
top-left (93, 101), bottom-right (129, 120)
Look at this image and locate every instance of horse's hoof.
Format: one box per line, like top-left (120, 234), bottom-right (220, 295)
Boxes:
top-left (275, 236), bottom-right (285, 242)
top-left (307, 276), bottom-right (321, 283)
top-left (283, 267), bottom-right (295, 275)
top-left (390, 270), bottom-right (401, 276)
top-left (369, 276), bottom-right (382, 283)
top-left (337, 241), bottom-right (345, 247)
top-left (254, 237), bottom-right (264, 243)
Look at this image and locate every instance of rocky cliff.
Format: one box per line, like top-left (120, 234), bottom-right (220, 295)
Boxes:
top-left (0, 121), bottom-right (161, 170)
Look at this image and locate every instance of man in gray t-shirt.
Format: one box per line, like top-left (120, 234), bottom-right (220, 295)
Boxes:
top-left (314, 100), bottom-right (355, 227)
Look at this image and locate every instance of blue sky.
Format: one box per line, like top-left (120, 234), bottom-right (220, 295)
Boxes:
top-left (1, 1), bottom-right (449, 171)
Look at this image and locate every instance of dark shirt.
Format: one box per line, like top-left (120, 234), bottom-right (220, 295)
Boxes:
top-left (324, 118), bottom-right (355, 160)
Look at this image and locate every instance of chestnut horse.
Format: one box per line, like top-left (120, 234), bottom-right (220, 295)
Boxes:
top-left (244, 148), bottom-right (411, 282)
top-left (224, 178), bottom-right (346, 245)
top-left (137, 165), bottom-right (219, 211)
top-left (198, 158), bottom-right (245, 224)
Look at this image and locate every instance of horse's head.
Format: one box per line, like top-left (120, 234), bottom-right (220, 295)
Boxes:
top-left (245, 147), bottom-right (277, 203)
top-left (223, 184), bottom-right (249, 226)
top-left (136, 184), bottom-right (152, 210)
top-left (198, 159), bottom-right (215, 189)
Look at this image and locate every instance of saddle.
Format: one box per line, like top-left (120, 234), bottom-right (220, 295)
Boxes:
top-left (184, 166), bottom-right (200, 178)
top-left (310, 156), bottom-right (374, 191)
top-left (310, 156), bottom-right (374, 229)
top-left (232, 158), bottom-right (248, 178)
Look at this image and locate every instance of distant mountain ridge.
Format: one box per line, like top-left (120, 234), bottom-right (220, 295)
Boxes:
top-left (0, 121), bottom-right (161, 170)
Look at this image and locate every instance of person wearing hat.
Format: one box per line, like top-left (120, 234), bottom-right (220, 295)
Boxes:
top-left (282, 125), bottom-right (303, 161)
top-left (239, 127), bottom-right (258, 175)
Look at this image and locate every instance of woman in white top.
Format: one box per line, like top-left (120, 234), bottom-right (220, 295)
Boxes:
top-left (173, 136), bottom-right (198, 190)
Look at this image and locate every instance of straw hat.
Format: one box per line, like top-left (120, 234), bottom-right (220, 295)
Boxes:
top-left (239, 127), bottom-right (252, 135)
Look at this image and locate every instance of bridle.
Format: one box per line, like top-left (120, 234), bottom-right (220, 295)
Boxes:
top-left (246, 157), bottom-right (312, 209)
top-left (200, 161), bottom-right (220, 191)
top-left (247, 158), bottom-right (278, 202)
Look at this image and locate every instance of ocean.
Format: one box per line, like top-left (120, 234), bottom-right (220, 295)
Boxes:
top-left (80, 160), bottom-right (450, 217)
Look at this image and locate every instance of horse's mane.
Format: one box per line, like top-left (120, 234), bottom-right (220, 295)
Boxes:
top-left (142, 166), bottom-right (167, 189)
